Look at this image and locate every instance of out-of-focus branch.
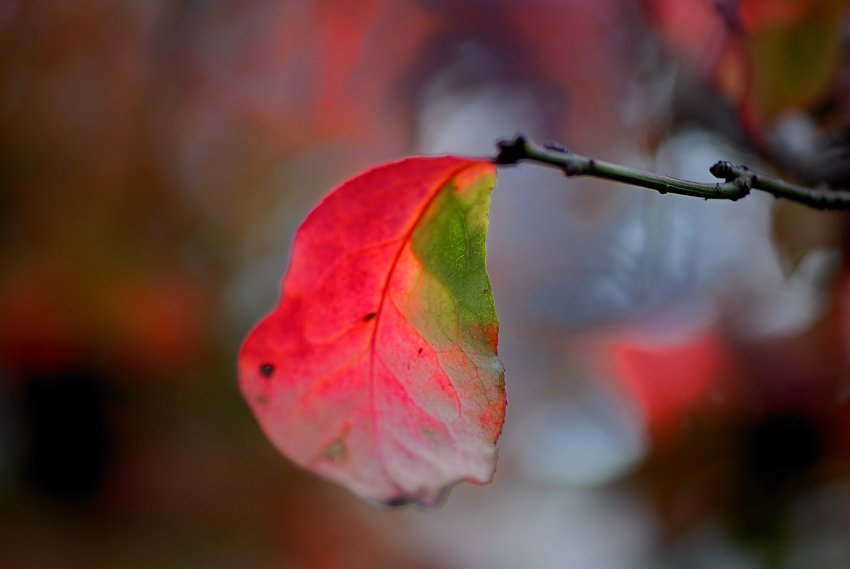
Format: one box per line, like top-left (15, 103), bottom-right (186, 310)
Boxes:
top-left (494, 135), bottom-right (850, 210)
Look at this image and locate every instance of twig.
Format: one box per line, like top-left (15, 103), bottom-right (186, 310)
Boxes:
top-left (493, 135), bottom-right (850, 210)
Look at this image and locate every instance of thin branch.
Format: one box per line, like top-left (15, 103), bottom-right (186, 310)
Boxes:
top-left (493, 135), bottom-right (850, 210)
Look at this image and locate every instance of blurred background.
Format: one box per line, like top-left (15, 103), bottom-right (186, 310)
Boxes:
top-left (1, 0), bottom-right (850, 567)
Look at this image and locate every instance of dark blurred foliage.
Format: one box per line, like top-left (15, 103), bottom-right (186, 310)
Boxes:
top-left (603, 235), bottom-right (850, 560)
top-left (0, 0), bottom-right (849, 568)
top-left (23, 369), bottom-right (112, 504)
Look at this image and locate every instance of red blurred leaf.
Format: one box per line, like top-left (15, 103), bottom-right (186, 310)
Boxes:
top-left (610, 336), bottom-right (744, 443)
top-left (239, 157), bottom-right (506, 507)
top-left (738, 0), bottom-right (847, 125)
top-left (642, 0), bottom-right (729, 68)
top-left (644, 0), bottom-right (847, 133)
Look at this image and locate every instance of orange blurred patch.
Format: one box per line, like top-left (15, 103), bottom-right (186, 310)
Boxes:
top-left (739, 0), bottom-right (839, 31)
top-left (100, 275), bottom-right (211, 381)
top-left (0, 281), bottom-right (85, 379)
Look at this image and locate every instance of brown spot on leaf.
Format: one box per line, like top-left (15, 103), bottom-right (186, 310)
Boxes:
top-left (384, 495), bottom-right (415, 507)
top-left (363, 312), bottom-right (376, 322)
top-left (418, 347), bottom-right (423, 356)
top-left (259, 363), bottom-right (275, 378)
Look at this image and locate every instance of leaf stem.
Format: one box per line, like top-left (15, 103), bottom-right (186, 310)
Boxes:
top-left (493, 135), bottom-right (850, 210)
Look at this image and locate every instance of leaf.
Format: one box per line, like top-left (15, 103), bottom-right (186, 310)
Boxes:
top-left (739, 0), bottom-right (846, 124)
top-left (238, 156), bottom-right (506, 507)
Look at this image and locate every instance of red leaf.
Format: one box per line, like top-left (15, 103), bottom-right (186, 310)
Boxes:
top-left (239, 156), bottom-right (505, 507)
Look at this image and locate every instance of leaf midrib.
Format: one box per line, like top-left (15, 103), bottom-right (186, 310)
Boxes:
top-left (366, 160), bottom-right (480, 487)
